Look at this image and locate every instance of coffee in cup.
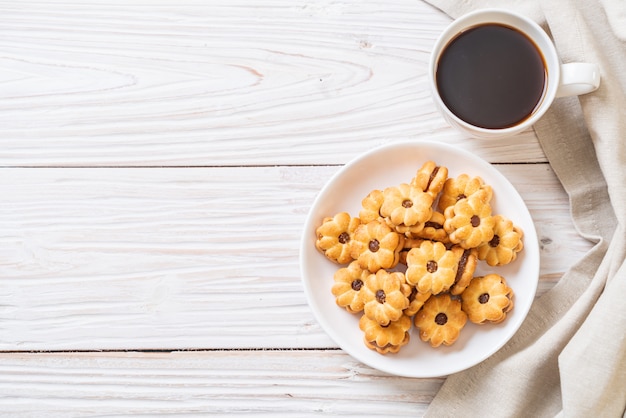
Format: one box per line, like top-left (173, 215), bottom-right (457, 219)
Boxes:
top-left (430, 9), bottom-right (600, 138)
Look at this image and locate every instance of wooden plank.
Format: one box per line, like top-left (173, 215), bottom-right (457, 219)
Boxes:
top-left (0, 350), bottom-right (442, 416)
top-left (0, 0), bottom-right (544, 167)
top-left (0, 165), bottom-right (591, 350)
top-left (0, 1), bottom-right (592, 415)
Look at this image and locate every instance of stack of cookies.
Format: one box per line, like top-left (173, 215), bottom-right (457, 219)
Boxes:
top-left (314, 161), bottom-right (523, 354)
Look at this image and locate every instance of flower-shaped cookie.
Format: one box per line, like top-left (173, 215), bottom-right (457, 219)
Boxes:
top-left (359, 189), bottom-right (384, 224)
top-left (477, 215), bottom-right (524, 266)
top-left (405, 240), bottom-right (459, 294)
top-left (331, 261), bottom-right (370, 313)
top-left (380, 183), bottom-right (433, 228)
top-left (449, 246), bottom-right (478, 296)
top-left (412, 211), bottom-right (449, 242)
top-left (392, 220), bottom-right (426, 238)
top-left (398, 238), bottom-right (424, 265)
top-left (438, 174), bottom-right (493, 212)
top-left (350, 219), bottom-right (404, 272)
top-left (411, 160), bottom-right (449, 199)
top-left (315, 212), bottom-right (361, 264)
top-left (461, 274), bottom-right (514, 324)
top-left (359, 313), bottom-right (412, 354)
top-left (414, 293), bottom-right (467, 347)
top-left (444, 189), bottom-right (495, 249)
top-left (404, 286), bottom-right (432, 316)
top-left (362, 269), bottom-right (410, 326)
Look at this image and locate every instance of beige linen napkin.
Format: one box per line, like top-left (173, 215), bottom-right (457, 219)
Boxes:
top-left (422, 0), bottom-right (626, 416)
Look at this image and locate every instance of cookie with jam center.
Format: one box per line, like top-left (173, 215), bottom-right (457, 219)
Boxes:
top-left (461, 274), bottom-right (514, 324)
top-left (315, 212), bottom-right (361, 264)
top-left (414, 293), bottom-right (467, 347)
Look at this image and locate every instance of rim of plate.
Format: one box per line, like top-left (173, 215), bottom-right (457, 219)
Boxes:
top-left (299, 140), bottom-right (539, 377)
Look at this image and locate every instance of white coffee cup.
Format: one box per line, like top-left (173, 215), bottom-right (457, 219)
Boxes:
top-left (429, 9), bottom-right (601, 139)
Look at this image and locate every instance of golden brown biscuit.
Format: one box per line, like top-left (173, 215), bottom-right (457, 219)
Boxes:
top-left (392, 220), bottom-right (426, 238)
top-left (411, 160), bottom-right (449, 199)
top-left (359, 313), bottom-right (412, 354)
top-left (315, 212), bottom-right (361, 264)
top-left (362, 269), bottom-right (410, 326)
top-left (477, 214), bottom-right (524, 266)
top-left (414, 293), bottom-right (467, 347)
top-left (404, 286), bottom-right (432, 316)
top-left (398, 238), bottom-right (425, 265)
top-left (412, 211), bottom-right (449, 242)
top-left (331, 261), bottom-right (370, 314)
top-left (449, 246), bottom-right (478, 296)
top-left (350, 219), bottom-right (404, 272)
top-left (438, 174), bottom-right (493, 212)
top-left (359, 189), bottom-right (384, 224)
top-left (461, 274), bottom-right (514, 324)
top-left (380, 183), bottom-right (433, 228)
top-left (405, 240), bottom-right (459, 294)
top-left (444, 189), bottom-right (495, 249)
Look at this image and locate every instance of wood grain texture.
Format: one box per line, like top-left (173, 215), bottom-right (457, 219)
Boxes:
top-left (0, 0), bottom-right (544, 167)
top-left (0, 165), bottom-right (591, 350)
top-left (0, 350), bottom-right (443, 416)
top-left (0, 0), bottom-right (594, 415)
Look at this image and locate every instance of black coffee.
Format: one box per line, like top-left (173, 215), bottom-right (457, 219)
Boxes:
top-left (436, 23), bottom-right (546, 129)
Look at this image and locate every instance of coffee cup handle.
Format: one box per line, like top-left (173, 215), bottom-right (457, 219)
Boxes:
top-left (556, 63), bottom-right (601, 98)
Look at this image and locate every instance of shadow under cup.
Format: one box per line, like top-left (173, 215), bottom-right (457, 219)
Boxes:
top-left (430, 10), bottom-right (561, 138)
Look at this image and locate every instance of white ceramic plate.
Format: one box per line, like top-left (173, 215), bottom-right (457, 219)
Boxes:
top-left (300, 140), bottom-right (539, 378)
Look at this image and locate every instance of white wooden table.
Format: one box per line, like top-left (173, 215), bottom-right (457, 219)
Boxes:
top-left (0, 1), bottom-right (593, 415)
